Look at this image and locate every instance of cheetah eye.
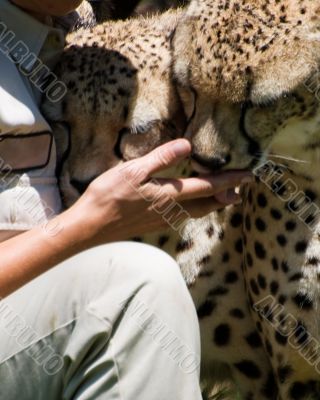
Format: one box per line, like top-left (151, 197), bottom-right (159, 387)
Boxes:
top-left (251, 92), bottom-right (294, 110)
top-left (113, 121), bottom-right (159, 159)
top-left (130, 120), bottom-right (157, 134)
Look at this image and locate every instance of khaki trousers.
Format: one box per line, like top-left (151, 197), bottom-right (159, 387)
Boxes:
top-left (0, 242), bottom-right (202, 400)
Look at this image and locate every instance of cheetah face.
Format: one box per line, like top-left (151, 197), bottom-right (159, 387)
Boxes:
top-left (42, 10), bottom-right (187, 207)
top-left (172, 0), bottom-right (320, 173)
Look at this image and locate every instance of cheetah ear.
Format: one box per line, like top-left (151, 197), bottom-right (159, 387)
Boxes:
top-left (41, 94), bottom-right (64, 123)
top-left (41, 98), bottom-right (70, 173)
top-left (50, 122), bottom-right (71, 174)
top-left (251, 32), bottom-right (320, 104)
top-left (172, 16), bottom-right (195, 87)
top-left (250, 9), bottom-right (320, 103)
top-left (155, 9), bottom-right (185, 36)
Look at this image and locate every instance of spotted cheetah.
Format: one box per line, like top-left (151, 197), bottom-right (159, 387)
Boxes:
top-left (172, 0), bottom-right (320, 398)
top-left (42, 8), bottom-right (274, 399)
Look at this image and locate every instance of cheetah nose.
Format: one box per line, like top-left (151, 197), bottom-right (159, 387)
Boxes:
top-left (191, 153), bottom-right (232, 171)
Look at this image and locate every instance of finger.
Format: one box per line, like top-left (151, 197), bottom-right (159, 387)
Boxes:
top-left (136, 139), bottom-right (192, 178)
top-left (147, 197), bottom-right (223, 232)
top-left (145, 172), bottom-right (252, 201)
top-left (181, 196), bottom-right (233, 219)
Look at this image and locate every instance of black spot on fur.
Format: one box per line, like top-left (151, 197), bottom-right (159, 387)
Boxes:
top-left (277, 234), bottom-right (287, 247)
top-left (246, 252), bottom-right (253, 267)
top-left (234, 360), bottom-right (262, 379)
top-left (250, 279), bottom-right (260, 295)
top-left (272, 257), bottom-right (279, 271)
top-left (214, 324), bottom-right (231, 346)
top-left (255, 217), bottom-right (266, 232)
top-left (230, 308), bottom-right (245, 319)
top-left (261, 372), bottom-right (277, 398)
top-left (295, 240), bottom-right (308, 254)
top-left (230, 212), bottom-right (242, 227)
top-left (257, 274), bottom-right (266, 289)
top-left (197, 300), bottom-right (216, 319)
top-left (222, 252), bottom-right (230, 263)
top-left (245, 215), bottom-right (251, 231)
top-left (209, 286), bottom-right (229, 296)
top-left (305, 189), bottom-right (317, 202)
top-left (206, 225), bottom-right (214, 238)
top-left (307, 257), bottom-right (319, 266)
top-left (197, 255), bottom-right (211, 266)
top-left (254, 241), bottom-right (266, 259)
top-left (235, 238), bottom-right (243, 253)
top-left (257, 193), bottom-right (267, 208)
top-left (281, 261), bottom-right (289, 273)
top-left (158, 235), bottom-right (169, 247)
top-left (289, 273), bottom-right (303, 282)
top-left (293, 322), bottom-right (309, 346)
top-left (270, 281), bottom-right (279, 295)
top-left (245, 331), bottom-right (262, 348)
top-left (275, 331), bottom-right (288, 346)
top-left (225, 271), bottom-right (239, 284)
top-left (176, 239), bottom-right (193, 253)
top-left (218, 230), bottom-right (225, 240)
top-left (289, 382), bottom-right (308, 399)
top-left (278, 295), bottom-right (287, 305)
top-left (285, 220), bottom-right (297, 231)
top-left (292, 293), bottom-right (313, 310)
top-left (270, 208), bottom-right (282, 220)
top-left (278, 365), bottom-right (293, 383)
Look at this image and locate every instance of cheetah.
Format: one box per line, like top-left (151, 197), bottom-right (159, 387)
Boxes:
top-left (42, 8), bottom-right (274, 399)
top-left (172, 0), bottom-right (320, 398)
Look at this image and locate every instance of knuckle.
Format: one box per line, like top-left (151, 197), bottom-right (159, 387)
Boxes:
top-left (120, 161), bottom-right (147, 183)
top-left (155, 147), bottom-right (174, 166)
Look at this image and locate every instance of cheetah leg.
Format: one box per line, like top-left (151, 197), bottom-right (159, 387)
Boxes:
top-left (276, 369), bottom-right (320, 400)
top-left (229, 363), bottom-right (278, 400)
top-left (276, 376), bottom-right (320, 399)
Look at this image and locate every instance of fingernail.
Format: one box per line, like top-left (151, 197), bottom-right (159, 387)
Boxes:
top-left (215, 189), bottom-right (242, 205)
top-left (225, 189), bottom-right (242, 204)
top-left (172, 140), bottom-right (191, 157)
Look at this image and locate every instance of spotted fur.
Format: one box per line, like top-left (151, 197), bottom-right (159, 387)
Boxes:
top-left (172, 0), bottom-right (320, 399)
top-left (43, 1), bottom-right (320, 397)
top-left (42, 8), bottom-right (273, 398)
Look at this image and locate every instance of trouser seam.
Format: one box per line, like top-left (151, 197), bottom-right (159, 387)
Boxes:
top-left (109, 338), bottom-right (125, 400)
top-left (0, 317), bottom-right (79, 365)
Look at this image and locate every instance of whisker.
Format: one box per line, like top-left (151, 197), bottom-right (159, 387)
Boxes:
top-left (253, 151), bottom-right (309, 164)
top-left (268, 154), bottom-right (310, 164)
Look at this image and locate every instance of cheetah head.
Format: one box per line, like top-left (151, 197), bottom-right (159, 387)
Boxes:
top-left (172, 0), bottom-right (320, 174)
top-left (42, 10), bottom-right (187, 207)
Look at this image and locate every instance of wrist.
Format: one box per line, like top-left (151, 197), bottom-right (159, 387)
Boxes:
top-left (62, 192), bottom-right (116, 248)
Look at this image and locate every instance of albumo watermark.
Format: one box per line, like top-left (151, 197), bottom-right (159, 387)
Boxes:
top-left (0, 22), bottom-right (67, 103)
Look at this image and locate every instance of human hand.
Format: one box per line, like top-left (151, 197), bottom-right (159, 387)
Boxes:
top-left (70, 139), bottom-right (252, 244)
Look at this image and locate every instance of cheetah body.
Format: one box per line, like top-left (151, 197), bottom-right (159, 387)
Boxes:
top-left (172, 0), bottom-right (320, 398)
top-left (45, 0), bottom-right (320, 399)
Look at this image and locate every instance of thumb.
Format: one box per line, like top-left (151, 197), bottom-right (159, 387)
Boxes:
top-left (138, 139), bottom-right (191, 176)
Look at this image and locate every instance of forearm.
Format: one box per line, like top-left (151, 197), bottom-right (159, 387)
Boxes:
top-left (0, 140), bottom-right (251, 299)
top-left (0, 203), bottom-right (103, 298)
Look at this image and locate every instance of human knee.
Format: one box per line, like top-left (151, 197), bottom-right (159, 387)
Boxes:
top-left (107, 241), bottom-right (187, 292)
top-left (61, 241), bottom-right (196, 316)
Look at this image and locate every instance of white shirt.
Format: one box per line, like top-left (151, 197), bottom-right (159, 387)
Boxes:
top-left (0, 0), bottom-right (65, 241)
